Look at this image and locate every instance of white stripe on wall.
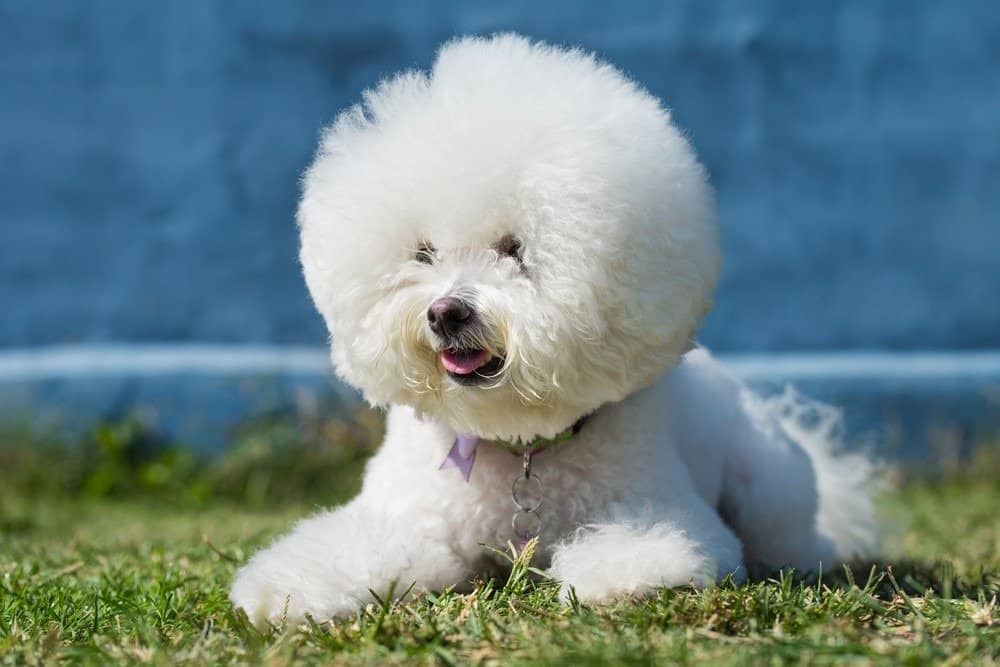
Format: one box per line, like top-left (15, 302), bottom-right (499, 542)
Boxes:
top-left (1, 345), bottom-right (999, 383)
top-left (0, 345), bottom-right (330, 380)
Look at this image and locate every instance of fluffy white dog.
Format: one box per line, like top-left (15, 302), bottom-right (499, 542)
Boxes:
top-left (230, 34), bottom-right (877, 627)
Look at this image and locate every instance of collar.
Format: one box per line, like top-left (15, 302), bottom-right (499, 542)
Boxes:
top-left (439, 414), bottom-right (590, 482)
top-left (488, 414), bottom-right (590, 455)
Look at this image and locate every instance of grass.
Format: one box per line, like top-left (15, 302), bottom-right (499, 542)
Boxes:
top-left (0, 417), bottom-right (997, 665)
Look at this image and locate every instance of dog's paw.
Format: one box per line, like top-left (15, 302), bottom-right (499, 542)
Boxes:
top-left (549, 522), bottom-right (745, 605)
top-left (229, 562), bottom-right (296, 629)
top-left (229, 554), bottom-right (363, 629)
top-left (552, 561), bottom-right (717, 606)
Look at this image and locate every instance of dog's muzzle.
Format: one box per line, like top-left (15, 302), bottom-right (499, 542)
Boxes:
top-left (428, 296), bottom-right (505, 385)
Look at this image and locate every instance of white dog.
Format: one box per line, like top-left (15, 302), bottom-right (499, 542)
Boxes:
top-left (230, 34), bottom-right (877, 627)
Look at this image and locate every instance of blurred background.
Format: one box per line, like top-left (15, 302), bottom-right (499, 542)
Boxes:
top-left (1, 1), bottom-right (998, 465)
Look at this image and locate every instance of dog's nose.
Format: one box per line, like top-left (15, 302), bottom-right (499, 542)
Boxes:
top-left (427, 296), bottom-right (472, 337)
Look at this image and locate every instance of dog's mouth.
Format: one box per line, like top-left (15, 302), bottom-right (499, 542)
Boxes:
top-left (440, 348), bottom-right (505, 385)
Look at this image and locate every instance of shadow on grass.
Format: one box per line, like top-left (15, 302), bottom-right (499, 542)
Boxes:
top-left (746, 558), bottom-right (995, 600)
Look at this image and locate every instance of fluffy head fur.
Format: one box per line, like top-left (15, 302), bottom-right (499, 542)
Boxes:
top-left (298, 34), bottom-right (719, 441)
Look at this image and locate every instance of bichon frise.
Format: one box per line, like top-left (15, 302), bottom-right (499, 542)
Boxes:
top-left (230, 34), bottom-right (877, 627)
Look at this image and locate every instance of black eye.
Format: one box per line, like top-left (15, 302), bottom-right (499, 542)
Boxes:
top-left (493, 234), bottom-right (522, 261)
top-left (414, 241), bottom-right (436, 265)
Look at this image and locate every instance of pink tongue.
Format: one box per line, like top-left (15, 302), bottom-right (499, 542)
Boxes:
top-left (441, 349), bottom-right (491, 375)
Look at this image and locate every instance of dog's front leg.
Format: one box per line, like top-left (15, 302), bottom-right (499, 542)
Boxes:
top-left (547, 496), bottom-right (745, 604)
top-left (230, 499), bottom-right (467, 627)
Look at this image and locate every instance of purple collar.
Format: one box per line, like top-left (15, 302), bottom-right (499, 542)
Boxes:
top-left (439, 416), bottom-right (589, 482)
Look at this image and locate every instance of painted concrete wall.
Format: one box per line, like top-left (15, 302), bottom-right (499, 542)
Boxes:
top-left (2, 1), bottom-right (998, 351)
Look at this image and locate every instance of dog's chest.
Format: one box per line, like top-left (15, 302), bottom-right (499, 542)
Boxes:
top-left (441, 435), bottom-right (640, 565)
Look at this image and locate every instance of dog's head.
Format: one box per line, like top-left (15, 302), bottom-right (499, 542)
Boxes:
top-left (298, 34), bottom-right (719, 441)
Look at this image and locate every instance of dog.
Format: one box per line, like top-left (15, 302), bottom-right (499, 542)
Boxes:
top-left (230, 34), bottom-right (877, 627)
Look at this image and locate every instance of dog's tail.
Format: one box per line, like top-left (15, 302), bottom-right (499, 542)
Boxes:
top-left (762, 387), bottom-right (882, 561)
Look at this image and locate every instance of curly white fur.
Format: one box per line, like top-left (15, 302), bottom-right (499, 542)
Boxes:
top-left (231, 34), bottom-right (878, 627)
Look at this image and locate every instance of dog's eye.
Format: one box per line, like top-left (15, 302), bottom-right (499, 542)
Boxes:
top-left (493, 234), bottom-right (522, 262)
top-left (414, 241), bottom-right (436, 265)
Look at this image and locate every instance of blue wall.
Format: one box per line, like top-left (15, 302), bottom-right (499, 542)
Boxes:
top-left (2, 1), bottom-right (998, 351)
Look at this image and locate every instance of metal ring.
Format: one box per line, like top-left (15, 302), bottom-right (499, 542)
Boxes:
top-left (512, 509), bottom-right (542, 541)
top-left (511, 473), bottom-right (544, 512)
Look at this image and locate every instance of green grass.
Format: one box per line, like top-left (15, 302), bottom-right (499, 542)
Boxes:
top-left (1, 420), bottom-right (997, 665)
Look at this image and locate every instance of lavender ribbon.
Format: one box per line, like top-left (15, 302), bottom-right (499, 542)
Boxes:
top-left (439, 424), bottom-right (580, 482)
top-left (439, 434), bottom-right (479, 482)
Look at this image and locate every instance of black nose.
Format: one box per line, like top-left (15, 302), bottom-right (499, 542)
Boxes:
top-left (427, 296), bottom-right (472, 337)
